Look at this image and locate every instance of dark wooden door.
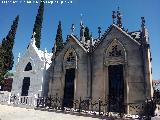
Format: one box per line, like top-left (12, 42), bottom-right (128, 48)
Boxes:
top-left (21, 77), bottom-right (30, 96)
top-left (108, 64), bottom-right (124, 112)
top-left (63, 68), bottom-right (75, 108)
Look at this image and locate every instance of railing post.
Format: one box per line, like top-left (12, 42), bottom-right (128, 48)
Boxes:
top-left (36, 97), bottom-right (39, 108)
top-left (108, 95), bottom-right (110, 113)
top-left (56, 93), bottom-right (58, 110)
top-left (146, 98), bottom-right (150, 120)
top-left (43, 97), bottom-right (45, 108)
top-left (34, 94), bottom-right (38, 107)
top-left (48, 96), bottom-right (50, 108)
top-left (13, 94), bottom-right (16, 104)
top-left (99, 97), bottom-right (101, 115)
top-left (79, 97), bottom-right (81, 113)
top-left (7, 92), bottom-right (11, 104)
top-left (17, 93), bottom-right (20, 105)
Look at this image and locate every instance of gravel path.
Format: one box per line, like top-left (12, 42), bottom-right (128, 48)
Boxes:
top-left (0, 104), bottom-right (101, 120)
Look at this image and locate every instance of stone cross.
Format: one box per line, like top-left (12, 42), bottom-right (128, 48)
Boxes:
top-left (98, 27), bottom-right (101, 38)
top-left (71, 24), bottom-right (75, 34)
top-left (112, 11), bottom-right (116, 24)
top-left (117, 7), bottom-right (122, 28)
top-left (31, 32), bottom-right (36, 45)
top-left (80, 13), bottom-right (83, 26)
top-left (32, 32), bottom-right (36, 39)
top-left (141, 17), bottom-right (145, 27)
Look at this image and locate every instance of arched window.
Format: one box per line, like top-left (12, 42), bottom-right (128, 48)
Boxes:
top-left (24, 62), bottom-right (32, 71)
top-left (64, 49), bottom-right (77, 69)
top-left (105, 39), bottom-right (126, 65)
top-left (66, 51), bottom-right (75, 62)
top-left (107, 40), bottom-right (124, 58)
top-left (108, 44), bottom-right (122, 57)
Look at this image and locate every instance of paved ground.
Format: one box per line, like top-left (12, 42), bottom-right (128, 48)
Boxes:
top-left (1, 104), bottom-right (160, 120)
top-left (0, 104), bottom-right (102, 120)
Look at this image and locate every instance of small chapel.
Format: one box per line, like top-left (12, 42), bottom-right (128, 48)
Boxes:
top-left (12, 34), bottom-right (52, 96)
top-left (47, 10), bottom-right (153, 114)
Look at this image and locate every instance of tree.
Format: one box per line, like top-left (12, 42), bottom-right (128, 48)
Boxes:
top-left (4, 71), bottom-right (14, 78)
top-left (52, 21), bottom-right (63, 53)
top-left (3, 15), bottom-right (19, 71)
top-left (0, 44), bottom-right (5, 83)
top-left (32, 0), bottom-right (44, 48)
top-left (84, 26), bottom-right (91, 41)
top-left (0, 15), bottom-right (19, 84)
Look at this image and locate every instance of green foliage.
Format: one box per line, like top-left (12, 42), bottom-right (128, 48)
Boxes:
top-left (4, 71), bottom-right (14, 78)
top-left (84, 27), bottom-right (91, 41)
top-left (0, 15), bottom-right (19, 84)
top-left (52, 21), bottom-right (63, 53)
top-left (0, 45), bottom-right (5, 84)
top-left (2, 15), bottom-right (19, 71)
top-left (32, 0), bottom-right (44, 48)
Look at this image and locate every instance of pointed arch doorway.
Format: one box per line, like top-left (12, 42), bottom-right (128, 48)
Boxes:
top-left (108, 64), bottom-right (124, 112)
top-left (63, 68), bottom-right (75, 108)
top-left (21, 62), bottom-right (32, 96)
top-left (105, 39), bottom-right (126, 113)
top-left (63, 48), bottom-right (77, 108)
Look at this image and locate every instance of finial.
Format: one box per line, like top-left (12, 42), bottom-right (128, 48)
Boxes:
top-left (141, 17), bottom-right (145, 28)
top-left (71, 24), bottom-right (75, 34)
top-left (89, 32), bottom-right (94, 52)
top-left (66, 35), bottom-right (70, 41)
top-left (80, 13), bottom-right (83, 21)
top-left (80, 13), bottom-right (84, 27)
top-left (141, 17), bottom-right (149, 44)
top-left (44, 48), bottom-right (47, 53)
top-left (80, 13), bottom-right (83, 18)
top-left (17, 52), bottom-right (20, 63)
top-left (80, 14), bottom-right (85, 41)
top-left (98, 27), bottom-right (101, 38)
top-left (116, 7), bottom-right (122, 28)
top-left (59, 20), bottom-right (61, 25)
top-left (18, 52), bottom-right (20, 58)
top-left (31, 32), bottom-right (36, 46)
top-left (90, 32), bottom-right (93, 44)
top-left (112, 11), bottom-right (116, 24)
top-left (32, 32), bottom-right (36, 39)
top-left (90, 32), bottom-right (92, 38)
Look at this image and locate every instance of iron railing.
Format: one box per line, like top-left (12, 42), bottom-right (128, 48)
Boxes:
top-left (35, 94), bottom-right (127, 118)
top-left (1, 91), bottom-right (160, 119)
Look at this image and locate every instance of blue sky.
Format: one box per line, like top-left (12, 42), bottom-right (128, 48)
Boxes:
top-left (0, 0), bottom-right (159, 80)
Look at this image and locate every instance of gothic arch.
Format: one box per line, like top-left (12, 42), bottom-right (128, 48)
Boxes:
top-left (24, 62), bottom-right (32, 71)
top-left (104, 39), bottom-right (127, 65)
top-left (22, 57), bottom-right (36, 72)
top-left (63, 48), bottom-right (78, 69)
top-left (62, 48), bottom-right (78, 108)
top-left (103, 38), bottom-right (128, 113)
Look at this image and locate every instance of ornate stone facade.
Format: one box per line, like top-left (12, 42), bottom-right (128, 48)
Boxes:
top-left (12, 10), bottom-right (153, 114)
top-left (48, 14), bottom-right (153, 114)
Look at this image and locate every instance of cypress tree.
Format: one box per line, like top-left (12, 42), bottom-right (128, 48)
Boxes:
top-left (0, 44), bottom-right (4, 78)
top-left (32, 0), bottom-right (44, 48)
top-left (0, 15), bottom-right (19, 84)
top-left (52, 21), bottom-right (63, 53)
top-left (84, 26), bottom-right (91, 41)
top-left (3, 15), bottom-right (19, 70)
